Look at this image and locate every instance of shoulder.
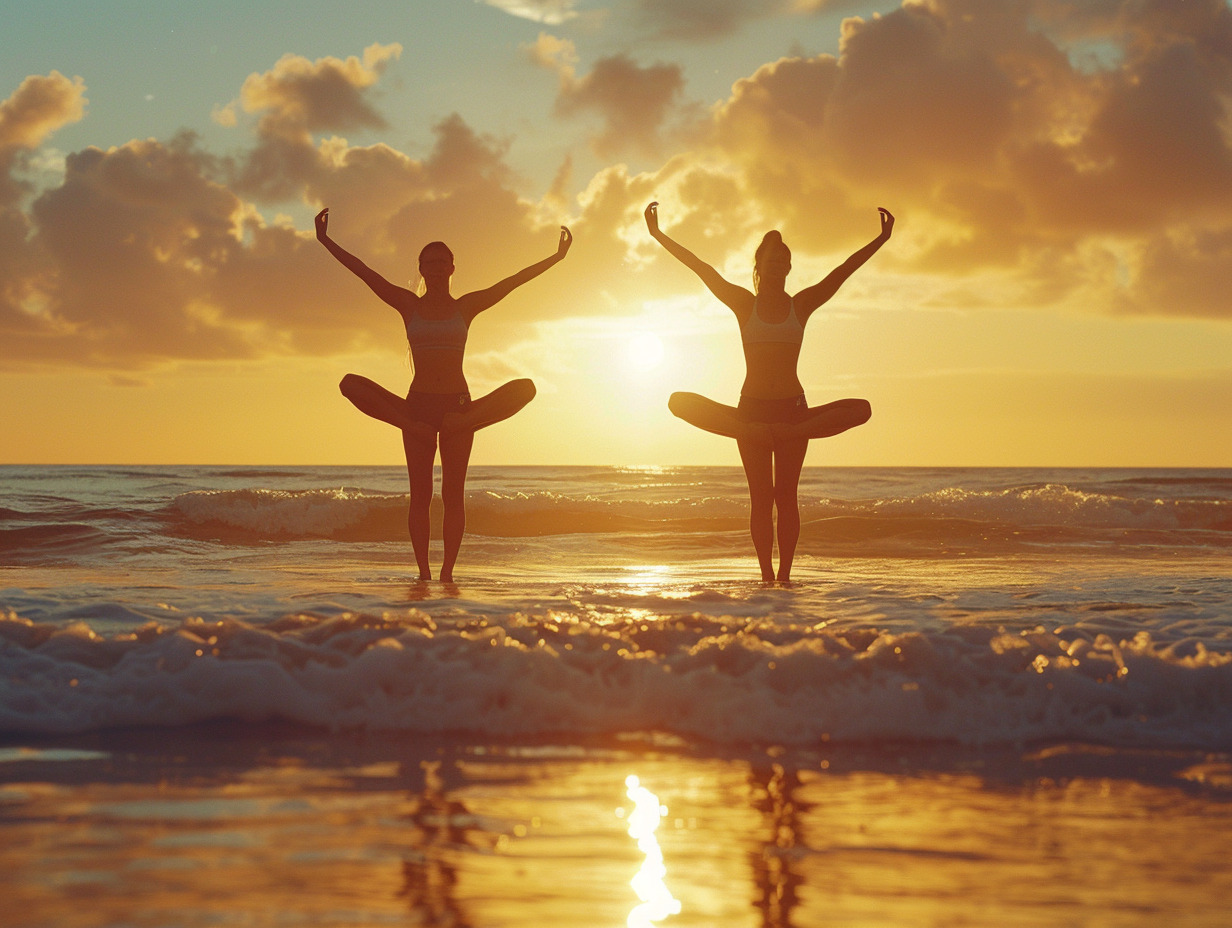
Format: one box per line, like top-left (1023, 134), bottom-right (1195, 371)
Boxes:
top-left (726, 287), bottom-right (757, 320)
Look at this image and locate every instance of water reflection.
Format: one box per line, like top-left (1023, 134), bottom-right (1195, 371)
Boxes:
top-left (398, 758), bottom-right (474, 927)
top-left (625, 774), bottom-right (681, 927)
top-left (749, 761), bottom-right (806, 927)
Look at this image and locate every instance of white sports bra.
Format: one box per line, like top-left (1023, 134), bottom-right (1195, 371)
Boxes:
top-left (741, 296), bottom-right (803, 346)
top-left (404, 310), bottom-right (468, 352)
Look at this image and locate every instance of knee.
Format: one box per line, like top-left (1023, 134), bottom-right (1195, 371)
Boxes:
top-left (774, 490), bottom-right (799, 514)
top-left (749, 491), bottom-right (774, 515)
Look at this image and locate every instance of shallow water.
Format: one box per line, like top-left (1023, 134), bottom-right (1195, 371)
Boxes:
top-left (2, 465), bottom-right (1231, 924)
top-left (3, 728), bottom-right (1231, 928)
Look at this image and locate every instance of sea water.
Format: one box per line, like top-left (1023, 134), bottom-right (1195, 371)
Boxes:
top-left (2, 465), bottom-right (1231, 926)
top-left (3, 464), bottom-right (1230, 746)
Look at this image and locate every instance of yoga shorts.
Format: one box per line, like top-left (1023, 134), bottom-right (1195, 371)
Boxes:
top-left (737, 393), bottom-right (808, 424)
top-left (406, 390), bottom-right (471, 429)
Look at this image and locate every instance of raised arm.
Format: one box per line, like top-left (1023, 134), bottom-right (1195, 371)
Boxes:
top-left (644, 202), bottom-right (748, 310)
top-left (315, 208), bottom-right (410, 309)
top-left (795, 208), bottom-right (894, 318)
top-left (460, 226), bottom-right (572, 319)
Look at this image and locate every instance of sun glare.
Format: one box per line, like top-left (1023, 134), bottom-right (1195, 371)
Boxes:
top-left (627, 331), bottom-right (665, 371)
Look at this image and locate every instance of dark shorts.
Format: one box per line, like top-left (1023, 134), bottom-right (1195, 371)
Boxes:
top-left (406, 390), bottom-right (471, 429)
top-left (737, 393), bottom-right (808, 424)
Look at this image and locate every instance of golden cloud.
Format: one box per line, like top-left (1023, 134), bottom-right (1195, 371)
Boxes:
top-left (4, 0), bottom-right (1232, 375)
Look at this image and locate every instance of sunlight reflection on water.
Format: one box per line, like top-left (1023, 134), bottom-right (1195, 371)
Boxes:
top-left (625, 774), bottom-right (682, 928)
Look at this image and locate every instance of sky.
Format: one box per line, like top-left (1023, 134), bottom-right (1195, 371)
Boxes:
top-left (3, 0), bottom-right (1231, 466)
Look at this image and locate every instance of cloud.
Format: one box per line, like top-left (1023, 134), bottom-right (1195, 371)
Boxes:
top-left (7, 0), bottom-right (1232, 379)
top-left (480, 0), bottom-right (580, 25)
top-left (540, 48), bottom-right (688, 157)
top-left (229, 44), bottom-right (403, 202)
top-left (0, 71), bottom-right (87, 156)
top-left (631, 0), bottom-right (875, 41)
top-left (673, 0), bottom-right (1232, 316)
top-left (0, 58), bottom-right (586, 370)
top-left (634, 0), bottom-right (788, 40)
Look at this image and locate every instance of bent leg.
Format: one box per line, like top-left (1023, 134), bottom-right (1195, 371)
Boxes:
top-left (402, 430), bottom-right (438, 581)
top-left (340, 374), bottom-right (411, 428)
top-left (442, 379), bottom-right (535, 434)
top-left (771, 439), bottom-right (808, 582)
top-left (774, 398), bottom-right (871, 441)
top-left (737, 438), bottom-right (777, 582)
top-left (669, 392), bottom-right (770, 444)
top-left (437, 429), bottom-right (474, 583)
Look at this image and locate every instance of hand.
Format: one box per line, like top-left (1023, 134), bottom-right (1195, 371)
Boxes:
top-left (315, 207), bottom-right (329, 241)
top-left (644, 201), bottom-right (660, 236)
top-left (557, 225), bottom-right (573, 259)
top-left (877, 207), bottom-right (895, 239)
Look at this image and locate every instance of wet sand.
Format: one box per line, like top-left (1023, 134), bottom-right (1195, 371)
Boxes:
top-left (2, 724), bottom-right (1231, 927)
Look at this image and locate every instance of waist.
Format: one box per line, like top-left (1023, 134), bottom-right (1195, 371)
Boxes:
top-left (737, 393), bottom-right (808, 423)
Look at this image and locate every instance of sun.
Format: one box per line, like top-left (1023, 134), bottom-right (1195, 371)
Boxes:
top-left (626, 331), bottom-right (665, 371)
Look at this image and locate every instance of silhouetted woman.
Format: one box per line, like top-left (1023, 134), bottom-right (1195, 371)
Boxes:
top-left (644, 202), bottom-right (892, 581)
top-left (316, 207), bottom-right (571, 582)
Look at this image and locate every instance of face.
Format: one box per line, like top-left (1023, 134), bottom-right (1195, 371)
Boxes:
top-left (756, 240), bottom-right (792, 280)
top-left (418, 245), bottom-right (454, 278)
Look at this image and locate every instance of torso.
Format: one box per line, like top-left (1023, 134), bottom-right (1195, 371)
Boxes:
top-left (402, 298), bottom-right (470, 393)
top-left (739, 293), bottom-right (805, 399)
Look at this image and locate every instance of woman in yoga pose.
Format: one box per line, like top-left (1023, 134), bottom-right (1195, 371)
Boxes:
top-left (645, 201), bottom-right (893, 581)
top-left (316, 207), bottom-right (571, 582)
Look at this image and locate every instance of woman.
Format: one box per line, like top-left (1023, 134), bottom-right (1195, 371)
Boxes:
top-left (316, 207), bottom-right (572, 582)
top-left (644, 201), bottom-right (893, 582)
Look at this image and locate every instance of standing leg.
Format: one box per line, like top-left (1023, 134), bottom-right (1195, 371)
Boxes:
top-left (402, 429), bottom-right (438, 580)
top-left (437, 428), bottom-right (474, 583)
top-left (771, 438), bottom-right (809, 582)
top-left (738, 438), bottom-right (777, 582)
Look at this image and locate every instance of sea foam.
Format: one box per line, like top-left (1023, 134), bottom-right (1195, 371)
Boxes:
top-left (3, 610), bottom-right (1230, 749)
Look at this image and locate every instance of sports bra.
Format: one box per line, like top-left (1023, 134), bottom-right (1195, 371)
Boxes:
top-left (404, 308), bottom-right (468, 352)
top-left (741, 296), bottom-right (804, 346)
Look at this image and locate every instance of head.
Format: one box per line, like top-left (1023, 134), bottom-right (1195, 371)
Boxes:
top-left (417, 241), bottom-right (455, 282)
top-left (753, 230), bottom-right (791, 293)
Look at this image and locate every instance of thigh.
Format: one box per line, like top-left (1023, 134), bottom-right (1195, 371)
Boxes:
top-left (402, 431), bottom-right (437, 498)
top-left (772, 438), bottom-right (808, 498)
top-left (737, 438), bottom-right (775, 502)
top-left (342, 374), bottom-right (409, 427)
top-left (438, 429), bottom-right (474, 498)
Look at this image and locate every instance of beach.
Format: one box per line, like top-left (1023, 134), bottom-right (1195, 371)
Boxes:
top-left (3, 465), bottom-right (1232, 926)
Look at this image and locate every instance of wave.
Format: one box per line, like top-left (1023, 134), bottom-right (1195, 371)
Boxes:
top-left (2, 610), bottom-right (1229, 749)
top-left (0, 524), bottom-right (113, 563)
top-left (162, 483), bottom-right (1232, 550)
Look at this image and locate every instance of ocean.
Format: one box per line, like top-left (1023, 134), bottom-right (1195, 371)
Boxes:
top-left (3, 464), bottom-right (1231, 926)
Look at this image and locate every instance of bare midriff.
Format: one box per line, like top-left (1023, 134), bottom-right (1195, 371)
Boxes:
top-left (740, 342), bottom-right (805, 399)
top-left (408, 348), bottom-right (468, 394)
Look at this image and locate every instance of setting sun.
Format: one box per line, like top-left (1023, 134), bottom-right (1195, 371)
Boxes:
top-left (626, 331), bottom-right (666, 372)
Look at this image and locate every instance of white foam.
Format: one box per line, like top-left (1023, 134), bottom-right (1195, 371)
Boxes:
top-left (2, 612), bottom-right (1229, 749)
